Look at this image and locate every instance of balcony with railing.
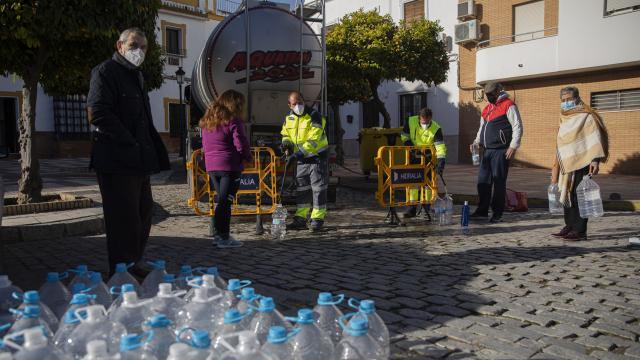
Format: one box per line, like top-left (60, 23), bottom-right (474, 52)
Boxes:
top-left (216, 0), bottom-right (242, 16)
top-left (161, 0), bottom-right (207, 17)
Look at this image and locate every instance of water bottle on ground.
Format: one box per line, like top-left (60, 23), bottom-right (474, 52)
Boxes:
top-left (444, 194), bottom-right (454, 225)
top-left (81, 340), bottom-right (119, 360)
top-left (460, 201), bottom-right (470, 234)
top-left (39, 272), bottom-right (72, 319)
top-left (471, 143), bottom-right (480, 166)
top-left (8, 306), bottom-right (53, 337)
top-left (106, 263), bottom-right (139, 297)
top-left (434, 196), bottom-right (445, 226)
top-left (0, 276), bottom-right (23, 334)
top-left (68, 265), bottom-right (92, 294)
top-left (313, 292), bottom-right (344, 345)
top-left (287, 309), bottom-right (334, 359)
top-left (140, 261), bottom-right (168, 299)
top-left (64, 305), bottom-right (126, 359)
top-left (211, 309), bottom-right (251, 357)
top-left (13, 291), bottom-right (59, 332)
top-left (175, 288), bottom-right (223, 335)
top-left (175, 328), bottom-right (212, 360)
top-left (142, 314), bottom-right (175, 360)
top-left (184, 274), bottom-right (223, 303)
top-left (175, 265), bottom-right (193, 291)
top-left (106, 284), bottom-right (136, 315)
top-left (249, 297), bottom-right (291, 344)
top-left (53, 294), bottom-right (94, 349)
top-left (336, 317), bottom-right (385, 360)
top-left (119, 333), bottom-right (157, 360)
top-left (3, 327), bottom-right (70, 360)
top-left (261, 326), bottom-right (296, 360)
top-left (147, 283), bottom-right (186, 323)
top-left (236, 288), bottom-right (260, 326)
top-left (220, 279), bottom-right (251, 311)
top-left (87, 272), bottom-right (112, 308)
top-left (577, 175), bottom-right (604, 218)
top-left (108, 292), bottom-right (152, 334)
top-left (345, 299), bottom-right (390, 359)
top-left (548, 183), bottom-right (563, 214)
top-left (271, 204), bottom-right (287, 240)
top-left (218, 331), bottom-right (271, 360)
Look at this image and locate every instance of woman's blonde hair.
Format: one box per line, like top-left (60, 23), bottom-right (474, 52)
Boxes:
top-left (199, 90), bottom-right (245, 130)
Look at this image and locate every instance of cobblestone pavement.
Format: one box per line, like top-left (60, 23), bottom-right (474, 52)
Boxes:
top-left (3, 183), bottom-right (640, 359)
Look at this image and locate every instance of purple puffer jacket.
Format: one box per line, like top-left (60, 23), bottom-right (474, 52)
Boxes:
top-left (201, 117), bottom-right (252, 172)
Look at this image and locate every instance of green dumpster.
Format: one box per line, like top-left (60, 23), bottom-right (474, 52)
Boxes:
top-left (358, 127), bottom-right (403, 175)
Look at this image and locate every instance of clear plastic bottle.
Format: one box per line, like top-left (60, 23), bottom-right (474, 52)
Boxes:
top-left (140, 260), bottom-right (168, 299)
top-left (108, 292), bottom-right (152, 334)
top-left (0, 275), bottom-right (23, 335)
top-left (64, 305), bottom-right (127, 359)
top-left (14, 291), bottom-right (59, 332)
top-left (548, 183), bottom-right (563, 214)
top-left (147, 283), bottom-right (186, 323)
top-left (3, 327), bottom-right (70, 360)
top-left (81, 340), bottom-right (119, 360)
top-left (236, 288), bottom-right (260, 327)
top-left (166, 343), bottom-right (196, 360)
top-left (39, 272), bottom-right (72, 319)
top-left (336, 318), bottom-right (385, 360)
top-left (444, 193), bottom-right (454, 225)
top-left (53, 294), bottom-right (94, 349)
top-left (220, 279), bottom-right (251, 311)
top-left (196, 267), bottom-right (227, 290)
top-left (87, 272), bottom-right (112, 309)
top-left (184, 274), bottom-right (223, 303)
top-left (8, 305), bottom-right (53, 338)
top-left (119, 333), bottom-right (157, 360)
top-left (175, 288), bottom-right (223, 335)
top-left (313, 292), bottom-right (344, 346)
top-left (175, 265), bottom-right (193, 291)
top-left (106, 263), bottom-right (140, 298)
top-left (249, 297), bottom-right (291, 344)
top-left (175, 328), bottom-right (212, 360)
top-left (261, 326), bottom-right (295, 360)
top-left (106, 284), bottom-right (136, 315)
top-left (345, 299), bottom-right (389, 359)
top-left (67, 265), bottom-right (92, 294)
top-left (577, 175), bottom-right (604, 218)
top-left (218, 331), bottom-right (271, 360)
top-left (287, 309), bottom-right (334, 360)
top-left (142, 314), bottom-right (176, 360)
top-left (471, 143), bottom-right (480, 166)
top-left (211, 309), bottom-right (251, 357)
top-left (434, 196), bottom-right (445, 226)
top-left (271, 204), bottom-right (287, 240)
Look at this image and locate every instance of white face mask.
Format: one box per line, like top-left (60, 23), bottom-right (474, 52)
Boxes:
top-left (292, 104), bottom-right (304, 116)
top-left (123, 48), bottom-right (145, 67)
top-left (420, 123), bottom-right (428, 130)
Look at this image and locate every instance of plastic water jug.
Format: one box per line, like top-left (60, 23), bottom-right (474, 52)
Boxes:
top-left (68, 265), bottom-right (92, 294)
top-left (175, 265), bottom-right (193, 291)
top-left (64, 305), bottom-right (126, 359)
top-left (287, 309), bottom-right (334, 359)
top-left (184, 274), bottom-right (223, 303)
top-left (175, 288), bottom-right (223, 334)
top-left (53, 294), bottom-right (94, 349)
top-left (140, 261), bottom-right (168, 299)
top-left (87, 272), bottom-right (112, 308)
top-left (336, 317), bottom-right (385, 360)
top-left (81, 340), bottom-right (119, 360)
top-left (471, 143), bottom-right (480, 166)
top-left (220, 279), bottom-right (251, 311)
top-left (444, 194), bottom-right (454, 225)
top-left (3, 327), bottom-right (70, 360)
top-left (261, 326), bottom-right (296, 360)
top-left (271, 204), bottom-right (287, 240)
top-left (106, 283), bottom-right (136, 315)
top-left (8, 306), bottom-right (53, 338)
top-left (313, 292), bottom-right (344, 345)
top-left (0, 276), bottom-right (23, 334)
top-left (577, 175), bottom-right (604, 218)
top-left (249, 297), bottom-right (291, 344)
top-left (548, 183), bottom-right (563, 214)
top-left (166, 343), bottom-right (197, 360)
top-left (119, 332), bottom-right (157, 360)
top-left (142, 314), bottom-right (176, 360)
top-left (211, 309), bottom-right (251, 357)
top-left (14, 291), bottom-right (59, 332)
top-left (175, 328), bottom-right (212, 360)
top-left (106, 263), bottom-right (139, 297)
top-left (236, 288), bottom-right (260, 326)
top-left (346, 299), bottom-right (389, 359)
top-left (217, 331), bottom-right (272, 360)
top-left (39, 272), bottom-right (72, 319)
top-left (108, 292), bottom-right (152, 334)
top-left (147, 283), bottom-right (186, 323)
top-left (434, 196), bottom-right (445, 225)
top-left (196, 267), bottom-right (227, 289)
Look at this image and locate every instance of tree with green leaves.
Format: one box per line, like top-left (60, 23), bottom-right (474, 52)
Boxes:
top-left (327, 9), bottom-right (449, 128)
top-left (0, 0), bottom-right (164, 204)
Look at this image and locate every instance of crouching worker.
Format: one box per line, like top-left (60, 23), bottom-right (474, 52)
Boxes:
top-left (401, 107), bottom-right (446, 219)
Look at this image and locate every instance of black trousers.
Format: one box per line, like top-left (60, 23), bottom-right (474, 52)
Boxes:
top-left (476, 148), bottom-right (509, 217)
top-left (564, 166), bottom-right (589, 234)
top-left (97, 173), bottom-right (153, 276)
top-left (209, 171), bottom-right (241, 239)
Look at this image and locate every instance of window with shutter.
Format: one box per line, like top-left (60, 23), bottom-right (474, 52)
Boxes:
top-left (605, 0), bottom-right (640, 15)
top-left (403, 0), bottom-right (424, 23)
top-left (591, 89), bottom-right (640, 111)
top-left (513, 0), bottom-right (544, 42)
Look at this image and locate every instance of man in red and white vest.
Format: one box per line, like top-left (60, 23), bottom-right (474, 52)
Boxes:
top-left (470, 82), bottom-right (523, 223)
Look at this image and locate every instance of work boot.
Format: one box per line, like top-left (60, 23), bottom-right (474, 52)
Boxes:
top-left (287, 216), bottom-right (308, 230)
top-left (310, 219), bottom-right (324, 232)
top-left (403, 206), bottom-right (417, 219)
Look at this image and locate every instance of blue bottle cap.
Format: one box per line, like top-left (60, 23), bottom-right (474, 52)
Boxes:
top-left (346, 318), bottom-right (369, 336)
top-left (146, 314), bottom-right (172, 328)
top-left (206, 267), bottom-right (218, 275)
top-left (163, 274), bottom-right (175, 283)
top-left (71, 283), bottom-right (87, 295)
top-left (120, 334), bottom-right (140, 351)
top-left (23, 291), bottom-right (40, 304)
top-left (90, 272), bottom-right (102, 284)
top-left (23, 305), bottom-right (40, 318)
top-left (258, 297), bottom-right (275, 312)
top-left (46, 272), bottom-right (59, 282)
top-left (317, 292), bottom-right (332, 304)
top-left (224, 309), bottom-right (243, 324)
top-left (359, 300), bottom-right (376, 314)
top-left (267, 326), bottom-right (287, 344)
top-left (71, 293), bottom-right (91, 305)
top-left (227, 279), bottom-right (240, 291)
top-left (122, 284), bottom-right (135, 293)
top-left (240, 287), bottom-right (255, 300)
top-left (153, 260), bottom-right (166, 269)
top-left (192, 330), bottom-right (211, 348)
top-left (115, 263), bottom-right (128, 273)
top-left (297, 309), bottom-right (314, 324)
top-left (180, 265), bottom-right (192, 274)
top-left (76, 265), bottom-right (88, 273)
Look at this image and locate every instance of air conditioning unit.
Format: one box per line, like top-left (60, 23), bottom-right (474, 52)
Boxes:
top-left (454, 20), bottom-right (479, 44)
top-left (457, 0), bottom-right (476, 20)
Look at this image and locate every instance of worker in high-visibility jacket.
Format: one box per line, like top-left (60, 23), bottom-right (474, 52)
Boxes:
top-left (400, 107), bottom-right (446, 219)
top-left (280, 91), bottom-right (329, 232)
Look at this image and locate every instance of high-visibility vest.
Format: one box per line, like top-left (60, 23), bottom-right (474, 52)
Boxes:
top-left (401, 116), bottom-right (446, 159)
top-left (280, 108), bottom-right (328, 157)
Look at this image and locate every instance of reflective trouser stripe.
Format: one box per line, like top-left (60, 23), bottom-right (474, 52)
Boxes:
top-left (295, 157), bottom-right (328, 219)
top-left (295, 207), bottom-right (310, 218)
top-left (311, 208), bottom-right (327, 220)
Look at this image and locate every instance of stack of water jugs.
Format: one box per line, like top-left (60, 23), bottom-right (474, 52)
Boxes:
top-left (0, 261), bottom-right (390, 359)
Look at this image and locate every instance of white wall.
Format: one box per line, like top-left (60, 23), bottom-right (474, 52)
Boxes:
top-left (0, 76), bottom-right (54, 132)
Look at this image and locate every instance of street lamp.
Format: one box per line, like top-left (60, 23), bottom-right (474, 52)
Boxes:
top-left (175, 66), bottom-right (186, 161)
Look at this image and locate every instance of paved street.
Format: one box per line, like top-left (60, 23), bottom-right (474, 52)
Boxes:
top-left (2, 182), bottom-right (639, 359)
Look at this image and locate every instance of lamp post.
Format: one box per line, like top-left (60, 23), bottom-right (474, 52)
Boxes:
top-left (175, 66), bottom-right (186, 162)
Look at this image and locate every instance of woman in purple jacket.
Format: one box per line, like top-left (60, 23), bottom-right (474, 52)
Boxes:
top-left (200, 90), bottom-right (252, 248)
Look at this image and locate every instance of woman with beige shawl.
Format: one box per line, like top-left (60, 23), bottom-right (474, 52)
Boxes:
top-left (551, 86), bottom-right (609, 241)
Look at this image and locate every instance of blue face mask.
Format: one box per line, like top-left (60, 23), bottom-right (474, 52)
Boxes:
top-left (561, 100), bottom-right (576, 111)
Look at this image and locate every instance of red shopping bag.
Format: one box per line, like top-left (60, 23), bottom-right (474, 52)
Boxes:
top-left (505, 188), bottom-right (528, 212)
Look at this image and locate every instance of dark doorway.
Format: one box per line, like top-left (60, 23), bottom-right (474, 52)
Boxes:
top-left (362, 101), bottom-right (379, 128)
top-left (0, 97), bottom-right (18, 155)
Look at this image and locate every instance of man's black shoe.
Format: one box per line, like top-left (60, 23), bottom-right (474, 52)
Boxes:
top-left (489, 215), bottom-right (502, 223)
top-left (310, 219), bottom-right (324, 232)
top-left (403, 206), bottom-right (417, 219)
top-left (287, 216), bottom-right (308, 230)
top-left (470, 211), bottom-right (488, 219)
